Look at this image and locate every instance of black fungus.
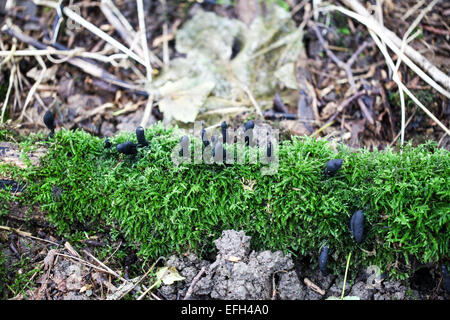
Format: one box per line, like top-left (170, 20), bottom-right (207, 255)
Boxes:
top-left (105, 137), bottom-right (111, 149)
top-left (442, 265), bottom-right (450, 293)
top-left (350, 210), bottom-right (365, 244)
top-left (230, 37), bottom-right (241, 60)
top-left (267, 140), bottom-right (272, 158)
top-left (319, 245), bottom-right (329, 276)
top-left (117, 141), bottom-right (137, 155)
top-left (273, 93), bottom-right (288, 113)
top-left (136, 126), bottom-right (148, 147)
top-left (152, 106), bottom-right (164, 121)
top-left (43, 110), bottom-right (56, 136)
top-left (179, 136), bottom-right (189, 157)
top-left (244, 120), bottom-right (254, 146)
top-left (244, 120), bottom-right (255, 131)
top-left (221, 121), bottom-right (227, 144)
top-left (201, 129), bottom-right (210, 147)
top-left (263, 109), bottom-right (297, 120)
top-left (324, 159), bottom-right (343, 176)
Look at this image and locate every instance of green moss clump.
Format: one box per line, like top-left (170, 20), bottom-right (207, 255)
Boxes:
top-left (1, 123), bottom-right (449, 277)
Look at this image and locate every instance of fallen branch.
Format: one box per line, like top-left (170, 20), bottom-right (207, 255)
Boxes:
top-left (184, 267), bottom-right (206, 300)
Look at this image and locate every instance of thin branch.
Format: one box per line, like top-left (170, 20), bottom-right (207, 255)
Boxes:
top-left (331, 1), bottom-right (450, 97)
top-left (100, 0), bottom-right (163, 68)
top-left (389, 108), bottom-right (417, 147)
top-left (1, 26), bottom-right (149, 96)
top-left (0, 225), bottom-right (60, 246)
top-left (393, 0), bottom-right (440, 145)
top-left (369, 28), bottom-right (450, 136)
top-left (19, 54), bottom-right (46, 122)
top-left (183, 267), bottom-right (206, 300)
top-left (137, 0), bottom-right (153, 82)
top-left (310, 22), bottom-right (375, 124)
top-left (32, 0), bottom-right (145, 66)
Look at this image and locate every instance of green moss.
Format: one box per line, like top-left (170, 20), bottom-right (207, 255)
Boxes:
top-left (1, 123), bottom-right (449, 278)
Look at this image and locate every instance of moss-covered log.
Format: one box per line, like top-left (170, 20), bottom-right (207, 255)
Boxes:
top-left (0, 124), bottom-right (449, 278)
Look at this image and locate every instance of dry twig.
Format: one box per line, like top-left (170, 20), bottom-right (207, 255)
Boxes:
top-left (183, 267), bottom-right (206, 300)
top-left (310, 22), bottom-right (375, 124)
top-left (304, 277), bottom-right (325, 295)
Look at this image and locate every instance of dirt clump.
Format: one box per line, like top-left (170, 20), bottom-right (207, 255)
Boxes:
top-left (163, 230), bottom-right (303, 300)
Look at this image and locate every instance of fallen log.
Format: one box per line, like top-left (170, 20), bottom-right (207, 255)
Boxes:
top-left (1, 125), bottom-right (449, 279)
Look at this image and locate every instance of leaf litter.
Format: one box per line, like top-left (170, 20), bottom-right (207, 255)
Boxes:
top-left (152, 6), bottom-right (305, 124)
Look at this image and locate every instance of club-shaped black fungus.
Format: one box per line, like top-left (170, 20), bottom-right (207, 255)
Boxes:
top-left (43, 110), bottom-right (56, 135)
top-left (350, 210), bottom-right (365, 244)
top-left (221, 121), bottom-right (227, 144)
top-left (273, 93), bottom-right (288, 113)
top-left (319, 245), bottom-right (329, 276)
top-left (179, 136), bottom-right (189, 157)
top-left (442, 265), bottom-right (450, 293)
top-left (136, 126), bottom-right (148, 147)
top-left (117, 141), bottom-right (137, 155)
top-left (324, 159), bottom-right (343, 176)
top-left (263, 109), bottom-right (297, 120)
top-left (267, 140), bottom-right (272, 158)
top-left (201, 129), bottom-right (210, 147)
top-left (230, 37), bottom-right (241, 60)
top-left (244, 120), bottom-right (254, 146)
top-left (105, 137), bottom-right (111, 149)
top-left (244, 120), bottom-right (254, 131)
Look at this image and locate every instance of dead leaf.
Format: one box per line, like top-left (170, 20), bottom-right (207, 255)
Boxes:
top-left (26, 65), bottom-right (58, 83)
top-left (279, 120), bottom-right (311, 136)
top-left (43, 249), bottom-right (57, 271)
top-left (275, 63), bottom-right (298, 90)
top-left (153, 6), bottom-right (306, 125)
top-left (347, 119), bottom-right (366, 147)
top-left (155, 266), bottom-right (185, 286)
top-left (158, 78), bottom-right (215, 123)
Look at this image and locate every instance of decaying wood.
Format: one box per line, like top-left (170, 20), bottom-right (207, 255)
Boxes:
top-left (3, 204), bottom-right (49, 227)
top-left (0, 141), bottom-right (46, 170)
